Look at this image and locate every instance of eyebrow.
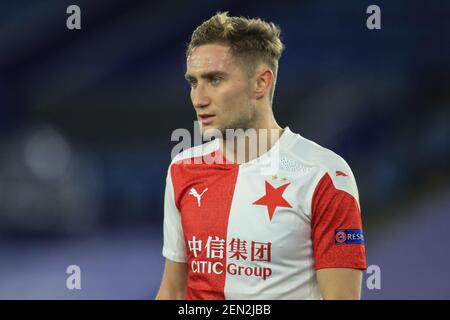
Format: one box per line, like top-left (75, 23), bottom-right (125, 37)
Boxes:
top-left (184, 70), bottom-right (227, 82)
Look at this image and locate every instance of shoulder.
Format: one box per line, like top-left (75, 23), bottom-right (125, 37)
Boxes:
top-left (170, 139), bottom-right (220, 166)
top-left (166, 139), bottom-right (221, 184)
top-left (285, 129), bottom-right (358, 198)
top-left (285, 129), bottom-right (352, 173)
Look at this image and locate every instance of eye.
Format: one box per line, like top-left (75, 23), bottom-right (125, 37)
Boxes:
top-left (210, 77), bottom-right (222, 86)
top-left (188, 79), bottom-right (197, 88)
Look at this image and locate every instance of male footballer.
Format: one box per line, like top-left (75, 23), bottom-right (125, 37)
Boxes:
top-left (156, 12), bottom-right (366, 300)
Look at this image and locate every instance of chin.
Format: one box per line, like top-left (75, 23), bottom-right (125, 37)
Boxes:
top-left (202, 125), bottom-right (224, 140)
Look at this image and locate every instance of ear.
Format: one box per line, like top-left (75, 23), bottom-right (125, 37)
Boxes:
top-left (254, 68), bottom-right (274, 100)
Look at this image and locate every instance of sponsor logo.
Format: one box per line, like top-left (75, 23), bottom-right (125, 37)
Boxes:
top-left (188, 187), bottom-right (208, 207)
top-left (188, 235), bottom-right (273, 280)
top-left (336, 170), bottom-right (348, 177)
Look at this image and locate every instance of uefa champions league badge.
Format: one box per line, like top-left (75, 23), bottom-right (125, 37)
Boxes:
top-left (335, 229), bottom-right (365, 245)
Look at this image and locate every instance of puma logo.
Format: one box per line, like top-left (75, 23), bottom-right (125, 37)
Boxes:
top-left (188, 187), bottom-right (208, 207)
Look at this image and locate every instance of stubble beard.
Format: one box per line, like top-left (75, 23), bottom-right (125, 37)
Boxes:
top-left (220, 101), bottom-right (257, 140)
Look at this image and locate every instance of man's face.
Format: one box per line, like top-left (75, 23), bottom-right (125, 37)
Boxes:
top-left (185, 43), bottom-right (256, 137)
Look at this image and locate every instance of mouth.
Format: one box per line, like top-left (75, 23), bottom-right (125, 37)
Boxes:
top-left (198, 114), bottom-right (215, 125)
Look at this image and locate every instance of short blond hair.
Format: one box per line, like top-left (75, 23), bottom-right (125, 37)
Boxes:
top-left (187, 12), bottom-right (285, 102)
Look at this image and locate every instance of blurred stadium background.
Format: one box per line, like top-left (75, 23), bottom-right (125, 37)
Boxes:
top-left (0, 0), bottom-right (449, 299)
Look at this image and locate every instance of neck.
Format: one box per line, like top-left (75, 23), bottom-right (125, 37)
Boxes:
top-left (220, 112), bottom-right (283, 164)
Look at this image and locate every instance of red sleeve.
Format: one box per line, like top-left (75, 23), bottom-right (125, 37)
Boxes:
top-left (311, 173), bottom-right (367, 270)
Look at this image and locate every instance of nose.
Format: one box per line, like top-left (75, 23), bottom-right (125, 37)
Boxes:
top-left (191, 83), bottom-right (211, 109)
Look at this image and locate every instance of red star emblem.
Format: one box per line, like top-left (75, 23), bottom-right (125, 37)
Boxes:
top-left (253, 181), bottom-right (292, 221)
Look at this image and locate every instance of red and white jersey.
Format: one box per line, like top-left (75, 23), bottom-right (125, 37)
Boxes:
top-left (163, 127), bottom-right (366, 299)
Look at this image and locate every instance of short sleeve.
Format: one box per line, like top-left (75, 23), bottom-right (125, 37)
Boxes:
top-left (162, 166), bottom-right (187, 263)
top-left (311, 169), bottom-right (367, 270)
